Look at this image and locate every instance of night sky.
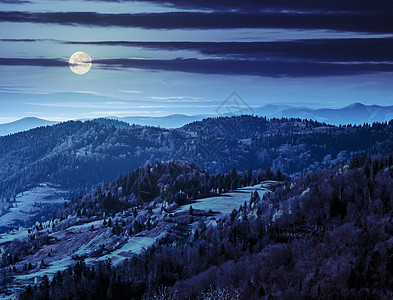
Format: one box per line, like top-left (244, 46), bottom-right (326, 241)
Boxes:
top-left (0, 0), bottom-right (392, 122)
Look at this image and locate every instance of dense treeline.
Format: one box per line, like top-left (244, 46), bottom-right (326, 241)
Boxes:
top-left (0, 119), bottom-right (146, 202)
top-left (58, 160), bottom-right (285, 219)
top-left (0, 161), bottom-right (283, 274)
top-left (2, 116), bottom-right (393, 203)
top-left (20, 151), bottom-right (393, 299)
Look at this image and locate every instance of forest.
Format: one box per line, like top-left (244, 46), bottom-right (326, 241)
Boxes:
top-left (0, 161), bottom-right (283, 274)
top-left (1, 115), bottom-right (392, 203)
top-left (18, 150), bottom-right (393, 299)
top-left (1, 116), bottom-right (393, 299)
top-left (58, 160), bottom-right (285, 219)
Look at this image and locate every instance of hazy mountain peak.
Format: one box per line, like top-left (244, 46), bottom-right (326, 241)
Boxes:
top-left (0, 117), bottom-right (57, 136)
top-left (345, 102), bottom-right (366, 109)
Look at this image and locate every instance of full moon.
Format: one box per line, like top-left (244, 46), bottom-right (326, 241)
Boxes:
top-left (69, 51), bottom-right (92, 75)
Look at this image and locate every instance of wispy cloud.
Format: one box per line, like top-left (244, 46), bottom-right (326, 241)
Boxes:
top-left (65, 38), bottom-right (393, 63)
top-left (72, 90), bottom-right (100, 95)
top-left (0, 0), bottom-right (31, 3)
top-left (0, 57), bottom-right (67, 66)
top-left (0, 10), bottom-right (391, 33)
top-left (148, 96), bottom-right (204, 100)
top-left (0, 87), bottom-right (50, 95)
top-left (24, 101), bottom-right (160, 109)
top-left (24, 101), bottom-right (243, 109)
top-left (0, 38), bottom-right (44, 42)
top-left (94, 57), bottom-right (393, 77)
top-left (2, 56), bottom-right (393, 77)
top-left (24, 101), bottom-right (133, 109)
top-left (86, 0), bottom-right (392, 15)
top-left (118, 90), bottom-right (143, 94)
top-left (87, 110), bottom-right (165, 116)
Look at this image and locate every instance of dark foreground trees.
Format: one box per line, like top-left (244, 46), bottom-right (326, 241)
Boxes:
top-left (20, 152), bottom-right (393, 299)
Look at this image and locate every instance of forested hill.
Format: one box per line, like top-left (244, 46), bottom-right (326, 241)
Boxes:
top-left (19, 151), bottom-right (393, 299)
top-left (58, 160), bottom-right (282, 219)
top-left (1, 116), bottom-right (393, 201)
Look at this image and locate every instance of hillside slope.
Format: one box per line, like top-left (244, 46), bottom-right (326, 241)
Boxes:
top-left (0, 161), bottom-right (279, 298)
top-left (1, 116), bottom-right (392, 203)
top-left (16, 152), bottom-right (393, 299)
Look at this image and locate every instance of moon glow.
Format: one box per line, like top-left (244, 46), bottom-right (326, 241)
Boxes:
top-left (69, 51), bottom-right (92, 75)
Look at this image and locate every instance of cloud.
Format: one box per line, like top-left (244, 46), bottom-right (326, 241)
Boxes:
top-left (72, 90), bottom-right (101, 95)
top-left (65, 38), bottom-right (393, 63)
top-left (87, 0), bottom-right (392, 14)
top-left (0, 57), bottom-right (67, 67)
top-left (88, 110), bottom-right (165, 116)
top-left (0, 0), bottom-right (31, 3)
top-left (118, 90), bottom-right (143, 94)
top-left (3, 38), bottom-right (391, 64)
top-left (1, 56), bottom-right (393, 77)
top-left (0, 85), bottom-right (31, 92)
top-left (143, 96), bottom-right (212, 103)
top-left (0, 10), bottom-right (392, 33)
top-left (94, 57), bottom-right (393, 77)
top-left (0, 39), bottom-right (40, 42)
top-left (25, 101), bottom-right (222, 109)
top-left (148, 96), bottom-right (204, 100)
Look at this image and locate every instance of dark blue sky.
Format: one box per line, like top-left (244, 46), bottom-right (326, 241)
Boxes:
top-left (0, 0), bottom-right (392, 122)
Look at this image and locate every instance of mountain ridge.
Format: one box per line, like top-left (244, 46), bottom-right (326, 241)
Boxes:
top-left (1, 115), bottom-right (393, 204)
top-left (3, 102), bottom-right (393, 136)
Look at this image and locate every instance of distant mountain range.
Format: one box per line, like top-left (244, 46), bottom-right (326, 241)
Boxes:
top-left (2, 103), bottom-right (393, 136)
top-left (255, 102), bottom-right (393, 126)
